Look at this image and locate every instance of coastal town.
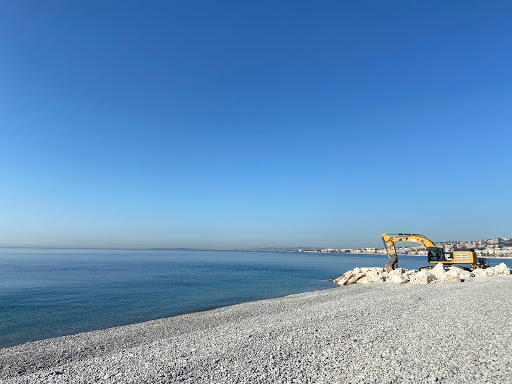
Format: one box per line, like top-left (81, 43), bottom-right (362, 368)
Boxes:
top-left (284, 237), bottom-right (512, 258)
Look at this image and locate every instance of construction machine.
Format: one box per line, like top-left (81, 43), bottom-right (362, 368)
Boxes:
top-left (382, 233), bottom-right (488, 272)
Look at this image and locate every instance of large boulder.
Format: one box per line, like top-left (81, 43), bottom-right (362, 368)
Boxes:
top-left (365, 270), bottom-right (377, 278)
top-left (343, 270), bottom-right (354, 280)
top-left (366, 269), bottom-right (385, 283)
top-left (346, 273), bottom-right (365, 285)
top-left (388, 274), bottom-right (407, 284)
top-left (459, 270), bottom-right (472, 279)
top-left (444, 268), bottom-right (463, 282)
top-left (431, 263), bottom-right (447, 280)
top-left (447, 267), bottom-right (464, 277)
top-left (495, 262), bottom-right (511, 276)
top-left (444, 275), bottom-right (461, 283)
top-left (388, 268), bottom-right (405, 277)
top-left (334, 277), bottom-right (348, 285)
top-left (472, 269), bottom-right (488, 277)
top-left (417, 273), bottom-right (436, 285)
top-left (369, 275), bottom-right (384, 283)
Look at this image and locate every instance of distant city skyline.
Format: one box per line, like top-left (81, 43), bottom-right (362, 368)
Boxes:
top-left (1, 1), bottom-right (511, 249)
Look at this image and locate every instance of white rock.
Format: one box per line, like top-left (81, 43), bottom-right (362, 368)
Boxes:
top-left (459, 270), bottom-right (472, 279)
top-left (417, 268), bottom-right (435, 278)
top-left (336, 278), bottom-right (348, 286)
top-left (369, 275), bottom-right (384, 283)
top-left (356, 277), bottom-right (370, 284)
top-left (431, 263), bottom-right (447, 279)
top-left (389, 268), bottom-right (405, 277)
top-left (352, 268), bottom-right (361, 274)
top-left (495, 263), bottom-right (511, 276)
top-left (444, 275), bottom-right (461, 283)
top-left (444, 269), bottom-right (461, 281)
top-left (361, 268), bottom-right (369, 273)
top-left (417, 273), bottom-right (436, 285)
top-left (408, 274), bottom-right (417, 284)
top-left (346, 273), bottom-right (364, 285)
top-left (366, 270), bottom-right (379, 279)
top-left (447, 267), bottom-right (464, 277)
top-left (388, 274), bottom-right (406, 284)
top-left (472, 269), bottom-right (488, 277)
top-left (486, 267), bottom-right (496, 276)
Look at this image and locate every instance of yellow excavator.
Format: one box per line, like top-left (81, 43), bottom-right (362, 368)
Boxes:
top-left (382, 233), bottom-right (488, 272)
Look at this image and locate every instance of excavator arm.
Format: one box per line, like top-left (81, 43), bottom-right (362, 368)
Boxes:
top-left (382, 233), bottom-right (437, 271)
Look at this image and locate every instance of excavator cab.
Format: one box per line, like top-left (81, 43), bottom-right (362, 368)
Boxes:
top-left (427, 247), bottom-right (451, 262)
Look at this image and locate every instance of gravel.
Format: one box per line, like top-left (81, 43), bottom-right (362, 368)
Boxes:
top-left (1, 277), bottom-right (512, 383)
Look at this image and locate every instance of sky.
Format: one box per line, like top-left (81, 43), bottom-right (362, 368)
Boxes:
top-left (1, 1), bottom-right (511, 249)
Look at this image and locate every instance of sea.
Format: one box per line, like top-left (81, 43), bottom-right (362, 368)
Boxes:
top-left (1, 248), bottom-right (510, 349)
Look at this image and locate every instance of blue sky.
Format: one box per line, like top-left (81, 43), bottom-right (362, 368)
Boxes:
top-left (1, 1), bottom-right (511, 249)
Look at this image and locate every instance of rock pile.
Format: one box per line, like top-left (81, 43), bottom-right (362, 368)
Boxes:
top-left (333, 262), bottom-right (511, 286)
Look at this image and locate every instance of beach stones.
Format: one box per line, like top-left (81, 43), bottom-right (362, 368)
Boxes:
top-left (334, 263), bottom-right (511, 286)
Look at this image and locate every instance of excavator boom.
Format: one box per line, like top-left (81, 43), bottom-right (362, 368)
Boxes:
top-left (382, 233), bottom-right (436, 271)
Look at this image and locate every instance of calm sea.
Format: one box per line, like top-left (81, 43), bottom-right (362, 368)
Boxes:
top-left (0, 248), bottom-right (510, 349)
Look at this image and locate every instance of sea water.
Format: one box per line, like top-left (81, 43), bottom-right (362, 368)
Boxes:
top-left (0, 248), bottom-right (509, 348)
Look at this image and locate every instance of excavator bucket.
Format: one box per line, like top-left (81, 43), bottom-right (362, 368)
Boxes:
top-left (385, 256), bottom-right (397, 272)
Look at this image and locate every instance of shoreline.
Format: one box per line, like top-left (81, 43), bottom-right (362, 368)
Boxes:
top-left (2, 277), bottom-right (512, 383)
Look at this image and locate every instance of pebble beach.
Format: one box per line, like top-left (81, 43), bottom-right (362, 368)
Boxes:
top-left (1, 277), bottom-right (512, 384)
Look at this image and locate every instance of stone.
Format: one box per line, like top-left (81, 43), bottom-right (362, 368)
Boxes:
top-left (356, 277), bottom-right (370, 284)
top-left (444, 268), bottom-right (462, 281)
top-left (495, 263), bottom-right (511, 276)
top-left (388, 274), bottom-right (406, 284)
top-left (447, 267), bottom-right (464, 277)
top-left (336, 278), bottom-right (349, 286)
top-left (444, 275), bottom-right (461, 283)
top-left (346, 273), bottom-right (364, 285)
top-left (431, 263), bottom-right (447, 279)
top-left (416, 268), bottom-right (430, 278)
top-left (389, 268), bottom-right (405, 277)
top-left (366, 270), bottom-right (379, 279)
top-left (459, 270), bottom-right (472, 279)
top-left (472, 269), bottom-right (488, 277)
top-left (417, 273), bottom-right (436, 285)
top-left (369, 275), bottom-right (384, 283)
top-left (408, 274), bottom-right (417, 284)
top-left (343, 270), bottom-right (354, 279)
top-left (486, 267), bottom-right (496, 276)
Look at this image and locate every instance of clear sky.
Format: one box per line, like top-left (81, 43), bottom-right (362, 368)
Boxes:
top-left (1, 1), bottom-right (511, 249)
